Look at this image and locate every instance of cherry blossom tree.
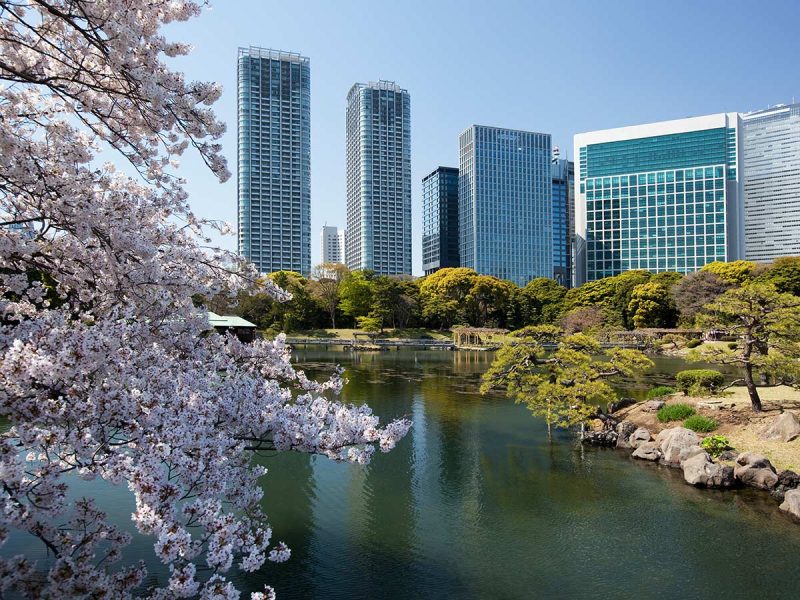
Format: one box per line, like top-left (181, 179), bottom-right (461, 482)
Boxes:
top-left (0, 2), bottom-right (410, 598)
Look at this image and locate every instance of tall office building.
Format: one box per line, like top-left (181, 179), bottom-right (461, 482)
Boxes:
top-left (345, 81), bottom-right (411, 275)
top-left (422, 166), bottom-right (460, 275)
top-left (320, 225), bottom-right (345, 264)
top-left (237, 47), bottom-right (311, 276)
top-left (741, 103), bottom-right (800, 261)
top-left (574, 113), bottom-right (743, 285)
top-left (552, 157), bottom-right (574, 287)
top-left (458, 125), bottom-right (552, 286)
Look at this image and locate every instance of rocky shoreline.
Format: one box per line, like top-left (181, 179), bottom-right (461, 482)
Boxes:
top-left (582, 403), bottom-right (800, 522)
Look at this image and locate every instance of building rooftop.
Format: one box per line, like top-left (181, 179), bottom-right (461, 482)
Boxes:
top-left (208, 312), bottom-right (256, 329)
top-left (238, 46), bottom-right (309, 63)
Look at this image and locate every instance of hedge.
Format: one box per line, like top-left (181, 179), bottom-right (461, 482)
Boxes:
top-left (676, 369), bottom-right (725, 396)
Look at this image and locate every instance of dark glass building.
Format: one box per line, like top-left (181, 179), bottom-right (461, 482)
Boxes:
top-left (422, 167), bottom-right (460, 275)
top-left (552, 158), bottom-right (574, 287)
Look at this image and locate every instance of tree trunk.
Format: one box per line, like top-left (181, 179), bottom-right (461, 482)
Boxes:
top-left (743, 361), bottom-right (763, 412)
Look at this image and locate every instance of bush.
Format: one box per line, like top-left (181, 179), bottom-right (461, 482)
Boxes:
top-left (701, 434), bottom-right (731, 458)
top-left (684, 415), bottom-right (718, 433)
top-left (676, 369), bottom-right (725, 396)
top-left (720, 336), bottom-right (738, 342)
top-left (727, 342), bottom-right (738, 350)
top-left (686, 339), bottom-right (703, 349)
top-left (657, 403), bottom-right (696, 422)
top-left (647, 386), bottom-right (676, 399)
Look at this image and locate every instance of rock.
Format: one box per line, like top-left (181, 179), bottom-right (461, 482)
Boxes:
top-left (615, 421), bottom-right (637, 449)
top-left (629, 427), bottom-right (652, 449)
top-left (657, 427), bottom-right (701, 467)
top-left (718, 450), bottom-right (738, 462)
top-left (641, 400), bottom-right (665, 412)
top-left (771, 470), bottom-right (800, 501)
top-left (779, 489), bottom-right (800, 520)
top-left (608, 397), bottom-right (636, 414)
top-left (758, 411), bottom-right (800, 443)
top-left (680, 445), bottom-right (708, 465)
top-left (582, 429), bottom-right (618, 446)
top-left (682, 452), bottom-right (737, 488)
top-left (697, 399), bottom-right (736, 410)
top-left (632, 442), bottom-right (661, 461)
top-left (734, 452), bottom-right (779, 490)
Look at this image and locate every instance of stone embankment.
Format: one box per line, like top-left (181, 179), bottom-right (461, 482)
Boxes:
top-left (582, 409), bottom-right (800, 522)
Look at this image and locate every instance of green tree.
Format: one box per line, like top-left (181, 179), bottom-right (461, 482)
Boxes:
top-left (520, 277), bottom-right (567, 325)
top-left (419, 267), bottom-right (479, 328)
top-left (339, 271), bottom-right (374, 322)
top-left (563, 270), bottom-right (651, 329)
top-left (370, 276), bottom-right (419, 330)
top-left (464, 275), bottom-right (515, 327)
top-left (700, 260), bottom-right (759, 286)
top-left (694, 283), bottom-right (800, 411)
top-left (266, 271), bottom-right (322, 331)
top-left (758, 256), bottom-right (800, 296)
top-left (628, 280), bottom-right (679, 328)
top-left (309, 263), bottom-right (348, 328)
top-left (481, 327), bottom-right (653, 433)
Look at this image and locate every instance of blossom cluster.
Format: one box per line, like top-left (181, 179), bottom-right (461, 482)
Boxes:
top-left (0, 2), bottom-right (410, 598)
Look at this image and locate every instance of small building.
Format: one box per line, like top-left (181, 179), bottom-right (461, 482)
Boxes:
top-left (208, 312), bottom-right (257, 343)
top-left (452, 326), bottom-right (508, 349)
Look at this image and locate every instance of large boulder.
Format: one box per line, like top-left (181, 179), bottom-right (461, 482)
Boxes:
top-left (759, 412), bottom-right (800, 443)
top-left (632, 442), bottom-right (661, 461)
top-left (615, 421), bottom-right (637, 449)
top-left (629, 427), bottom-right (652, 449)
top-left (779, 489), bottom-right (800, 520)
top-left (682, 452), bottom-right (737, 488)
top-left (608, 398), bottom-right (636, 414)
top-left (641, 400), bottom-right (665, 412)
top-left (657, 427), bottom-right (701, 467)
top-left (771, 470), bottom-right (800, 501)
top-left (734, 452), bottom-right (779, 490)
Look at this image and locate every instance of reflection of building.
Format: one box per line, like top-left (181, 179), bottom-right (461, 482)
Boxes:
top-left (574, 113), bottom-right (743, 285)
top-left (741, 103), bottom-right (800, 261)
top-left (345, 81), bottom-right (411, 275)
top-left (459, 125), bottom-right (553, 286)
top-left (551, 158), bottom-right (574, 287)
top-left (320, 225), bottom-right (345, 264)
top-left (237, 47), bottom-right (311, 275)
top-left (422, 166), bottom-right (460, 275)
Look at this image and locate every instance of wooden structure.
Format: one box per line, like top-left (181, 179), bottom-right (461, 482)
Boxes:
top-left (207, 312), bottom-right (257, 343)
top-left (451, 327), bottom-right (508, 349)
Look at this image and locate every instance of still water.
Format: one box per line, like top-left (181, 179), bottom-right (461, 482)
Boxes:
top-left (5, 350), bottom-right (800, 599)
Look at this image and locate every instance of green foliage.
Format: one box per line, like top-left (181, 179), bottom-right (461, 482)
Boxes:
top-left (701, 435), bottom-right (731, 458)
top-left (671, 270), bottom-right (731, 327)
top-left (727, 342), bottom-right (739, 350)
top-left (563, 270), bottom-right (651, 329)
top-left (339, 271), bottom-right (374, 320)
top-left (686, 339), bottom-right (702, 349)
top-left (628, 280), bottom-right (679, 328)
top-left (519, 278), bottom-right (567, 326)
top-left (757, 256), bottom-right (800, 296)
top-left (701, 260), bottom-right (759, 286)
top-left (676, 369), bottom-right (724, 395)
top-left (356, 315), bottom-right (382, 333)
top-left (647, 386), bottom-right (676, 399)
top-left (657, 403), bottom-right (696, 422)
top-left (683, 415), bottom-right (718, 433)
top-left (482, 326), bottom-right (653, 430)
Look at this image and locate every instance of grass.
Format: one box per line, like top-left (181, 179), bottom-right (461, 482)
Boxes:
top-left (647, 386), bottom-right (676, 399)
top-left (683, 414), bottom-right (718, 433)
top-left (657, 403), bottom-right (696, 423)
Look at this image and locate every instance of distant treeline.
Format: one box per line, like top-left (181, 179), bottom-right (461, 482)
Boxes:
top-left (201, 258), bottom-right (800, 334)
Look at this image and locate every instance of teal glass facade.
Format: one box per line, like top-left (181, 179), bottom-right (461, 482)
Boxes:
top-left (576, 116), bottom-right (742, 284)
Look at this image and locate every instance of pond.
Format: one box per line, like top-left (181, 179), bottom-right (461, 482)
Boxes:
top-left (4, 350), bottom-right (799, 599)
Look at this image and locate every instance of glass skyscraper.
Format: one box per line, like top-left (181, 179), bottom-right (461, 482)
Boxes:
top-left (458, 125), bottom-right (552, 287)
top-left (237, 47), bottom-right (311, 276)
top-left (345, 81), bottom-right (411, 275)
top-left (422, 166), bottom-right (460, 275)
top-left (741, 103), bottom-right (800, 262)
top-left (574, 113), bottom-right (743, 285)
top-left (552, 158), bottom-right (574, 287)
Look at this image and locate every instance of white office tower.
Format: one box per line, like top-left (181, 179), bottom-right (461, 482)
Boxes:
top-left (320, 225), bottom-right (345, 264)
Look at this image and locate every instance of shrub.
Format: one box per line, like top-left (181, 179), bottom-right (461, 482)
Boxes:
top-left (727, 342), bottom-right (739, 350)
top-left (657, 403), bottom-right (696, 422)
top-left (720, 336), bottom-right (738, 342)
top-left (701, 434), bottom-right (731, 458)
top-left (684, 415), bottom-right (718, 433)
top-left (676, 369), bottom-right (725, 396)
top-left (647, 386), bottom-right (676, 399)
top-left (686, 339), bottom-right (703, 349)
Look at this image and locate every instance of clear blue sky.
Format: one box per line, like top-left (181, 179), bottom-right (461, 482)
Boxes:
top-left (167, 0), bottom-right (800, 275)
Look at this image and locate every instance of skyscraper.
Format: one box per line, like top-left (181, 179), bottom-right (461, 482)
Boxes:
top-left (320, 225), bottom-right (345, 264)
top-left (345, 81), bottom-right (411, 275)
top-left (422, 166), bottom-right (460, 276)
top-left (237, 47), bottom-right (311, 276)
top-left (741, 102), bottom-right (800, 261)
top-left (458, 125), bottom-right (552, 287)
top-left (574, 113), bottom-right (743, 285)
top-left (551, 157), bottom-right (574, 287)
